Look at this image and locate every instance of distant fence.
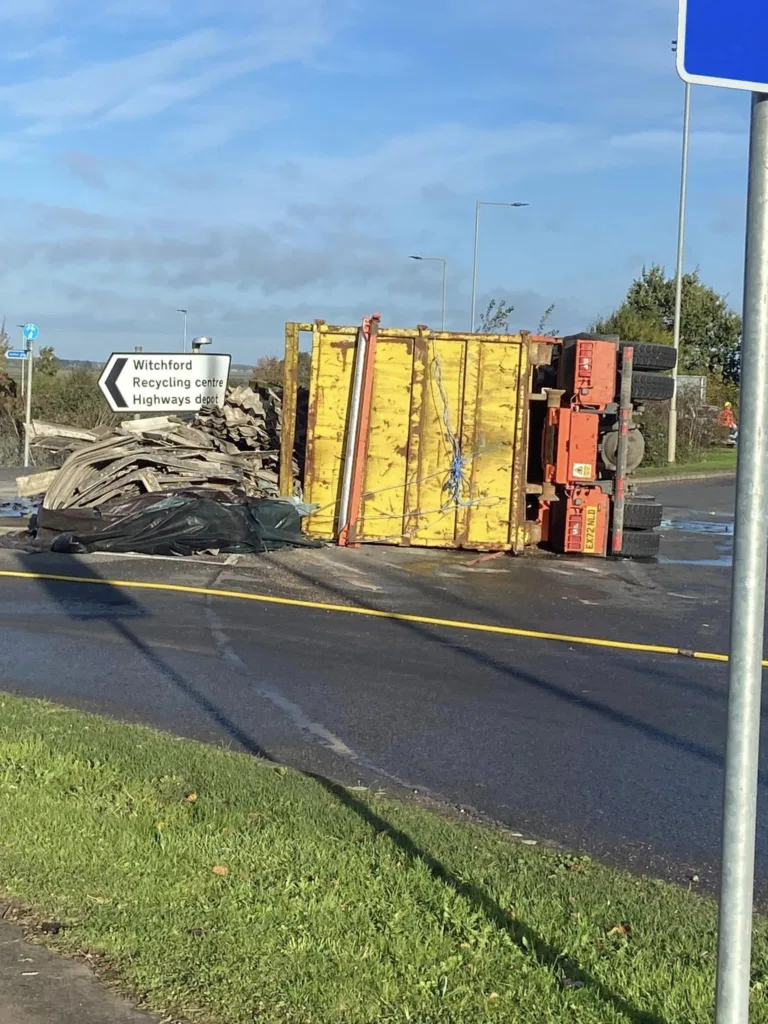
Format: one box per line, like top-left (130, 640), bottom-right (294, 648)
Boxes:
top-left (676, 374), bottom-right (707, 403)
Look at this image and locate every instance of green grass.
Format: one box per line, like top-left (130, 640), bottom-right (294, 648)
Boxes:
top-left (636, 447), bottom-right (737, 479)
top-left (0, 693), bottom-right (765, 1024)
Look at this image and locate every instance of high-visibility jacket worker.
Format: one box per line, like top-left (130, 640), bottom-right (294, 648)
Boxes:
top-left (718, 402), bottom-right (736, 429)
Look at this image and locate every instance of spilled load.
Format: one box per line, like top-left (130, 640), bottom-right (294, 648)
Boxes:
top-left (20, 385), bottom-right (315, 556)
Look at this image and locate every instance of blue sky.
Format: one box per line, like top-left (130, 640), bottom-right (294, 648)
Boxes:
top-left (0, 0), bottom-right (752, 361)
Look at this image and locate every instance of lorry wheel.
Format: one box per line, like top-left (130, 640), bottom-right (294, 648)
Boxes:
top-left (619, 342), bottom-right (677, 372)
top-left (631, 371), bottom-right (674, 401)
top-left (616, 529), bottom-right (661, 558)
top-left (600, 427), bottom-right (645, 472)
top-left (623, 500), bottom-right (663, 530)
top-left (564, 332), bottom-right (619, 342)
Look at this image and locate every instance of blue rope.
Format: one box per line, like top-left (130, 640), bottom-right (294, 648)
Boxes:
top-left (446, 443), bottom-right (468, 506)
top-left (431, 353), bottom-right (478, 509)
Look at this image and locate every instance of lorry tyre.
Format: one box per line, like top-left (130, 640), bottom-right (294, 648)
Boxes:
top-left (619, 342), bottom-right (677, 372)
top-left (623, 501), bottom-right (663, 530)
top-left (616, 529), bottom-right (661, 558)
top-left (631, 371), bottom-right (674, 401)
top-left (600, 427), bottom-right (645, 472)
top-left (563, 332), bottom-right (619, 342)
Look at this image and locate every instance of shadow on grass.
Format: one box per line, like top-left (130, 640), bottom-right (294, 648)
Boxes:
top-left (316, 776), bottom-right (667, 1024)
top-left (9, 552), bottom-right (668, 1024)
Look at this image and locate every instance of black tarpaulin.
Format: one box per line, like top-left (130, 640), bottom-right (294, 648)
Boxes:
top-left (36, 492), bottom-right (321, 556)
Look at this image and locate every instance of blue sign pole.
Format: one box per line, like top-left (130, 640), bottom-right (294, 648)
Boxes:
top-left (678, 4), bottom-right (768, 1023)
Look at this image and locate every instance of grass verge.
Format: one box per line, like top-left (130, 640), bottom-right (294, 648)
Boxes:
top-left (0, 692), bottom-right (766, 1024)
top-left (636, 448), bottom-right (737, 479)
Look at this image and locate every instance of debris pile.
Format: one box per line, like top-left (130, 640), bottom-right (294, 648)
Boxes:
top-left (194, 384), bottom-right (283, 456)
top-left (23, 385), bottom-right (302, 512)
top-left (27, 422), bottom-right (101, 464)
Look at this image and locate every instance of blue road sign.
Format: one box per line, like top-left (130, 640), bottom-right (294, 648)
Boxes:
top-left (678, 0), bottom-right (768, 93)
top-left (22, 323), bottom-right (39, 342)
top-left (5, 350), bottom-right (29, 360)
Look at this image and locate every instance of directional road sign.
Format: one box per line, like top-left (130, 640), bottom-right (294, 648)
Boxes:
top-left (5, 350), bottom-right (29, 360)
top-left (677, 0), bottom-right (768, 92)
top-left (98, 352), bottom-right (231, 413)
top-left (22, 323), bottom-right (39, 342)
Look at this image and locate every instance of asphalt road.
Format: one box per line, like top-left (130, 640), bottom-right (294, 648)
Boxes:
top-left (2, 474), bottom-right (764, 899)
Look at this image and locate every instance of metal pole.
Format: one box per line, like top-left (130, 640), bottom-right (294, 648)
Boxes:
top-left (441, 259), bottom-right (447, 331)
top-left (338, 323), bottom-right (368, 540)
top-left (668, 80), bottom-right (691, 463)
top-left (17, 327), bottom-right (25, 400)
top-left (714, 90), bottom-right (768, 1024)
top-left (470, 202), bottom-right (480, 333)
top-left (611, 346), bottom-right (633, 554)
top-left (22, 342), bottom-right (33, 467)
top-left (177, 309), bottom-right (188, 353)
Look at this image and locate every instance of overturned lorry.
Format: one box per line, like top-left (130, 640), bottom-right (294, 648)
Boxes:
top-left (278, 319), bottom-right (674, 558)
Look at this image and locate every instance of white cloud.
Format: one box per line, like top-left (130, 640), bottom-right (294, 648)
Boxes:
top-left (0, 0), bottom-right (57, 21)
top-left (0, 31), bottom-right (225, 125)
top-left (0, 0), bottom-right (341, 134)
top-left (608, 129), bottom-right (746, 157)
top-left (6, 36), bottom-right (68, 61)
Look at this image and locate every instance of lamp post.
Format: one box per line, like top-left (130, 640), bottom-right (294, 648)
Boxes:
top-left (668, 48), bottom-right (692, 463)
top-left (177, 309), bottom-right (188, 353)
top-left (470, 201), bottom-right (529, 333)
top-left (409, 255), bottom-right (447, 331)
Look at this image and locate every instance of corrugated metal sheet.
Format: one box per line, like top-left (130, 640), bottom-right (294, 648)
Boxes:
top-left (304, 324), bottom-right (531, 551)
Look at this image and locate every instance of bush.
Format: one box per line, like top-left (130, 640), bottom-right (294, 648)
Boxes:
top-left (0, 367), bottom-right (121, 466)
top-left (31, 368), bottom-right (119, 429)
top-left (640, 391), bottom-right (723, 467)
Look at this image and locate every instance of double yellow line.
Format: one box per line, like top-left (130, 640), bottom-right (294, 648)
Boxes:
top-left (0, 568), bottom-right (746, 667)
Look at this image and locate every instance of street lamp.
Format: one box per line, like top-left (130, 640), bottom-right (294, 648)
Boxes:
top-left (470, 201), bottom-right (529, 333)
top-left (177, 309), bottom-right (188, 353)
top-left (668, 43), bottom-right (691, 464)
top-left (409, 255), bottom-right (447, 331)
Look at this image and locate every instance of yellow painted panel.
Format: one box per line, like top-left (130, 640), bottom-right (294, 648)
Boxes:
top-left (454, 339), bottom-right (482, 545)
top-left (304, 327), bottom-right (356, 539)
top-left (357, 339), bottom-right (415, 542)
top-left (408, 339), bottom-right (466, 546)
top-left (461, 341), bottom-right (525, 547)
top-left (403, 336), bottom-right (429, 541)
top-left (302, 324), bottom-right (530, 550)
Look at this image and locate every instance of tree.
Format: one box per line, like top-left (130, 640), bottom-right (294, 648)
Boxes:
top-left (479, 299), bottom-right (514, 334)
top-left (252, 355), bottom-right (283, 383)
top-left (0, 318), bottom-right (21, 462)
top-left (252, 352), bottom-right (311, 388)
top-left (595, 264), bottom-right (742, 382)
top-left (537, 304), bottom-right (557, 335)
top-left (36, 345), bottom-right (59, 377)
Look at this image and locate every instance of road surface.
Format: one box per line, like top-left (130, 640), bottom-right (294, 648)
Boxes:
top-left (2, 475), bottom-right (764, 898)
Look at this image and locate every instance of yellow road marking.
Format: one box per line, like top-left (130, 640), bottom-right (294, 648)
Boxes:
top-left (0, 568), bottom-right (755, 667)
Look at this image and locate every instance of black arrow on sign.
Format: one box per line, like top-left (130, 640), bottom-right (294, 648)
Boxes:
top-left (104, 358), bottom-right (128, 409)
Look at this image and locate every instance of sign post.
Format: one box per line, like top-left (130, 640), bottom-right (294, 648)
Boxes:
top-left (98, 351), bottom-right (231, 414)
top-left (21, 325), bottom-right (38, 468)
top-left (678, 4), bottom-right (768, 1022)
